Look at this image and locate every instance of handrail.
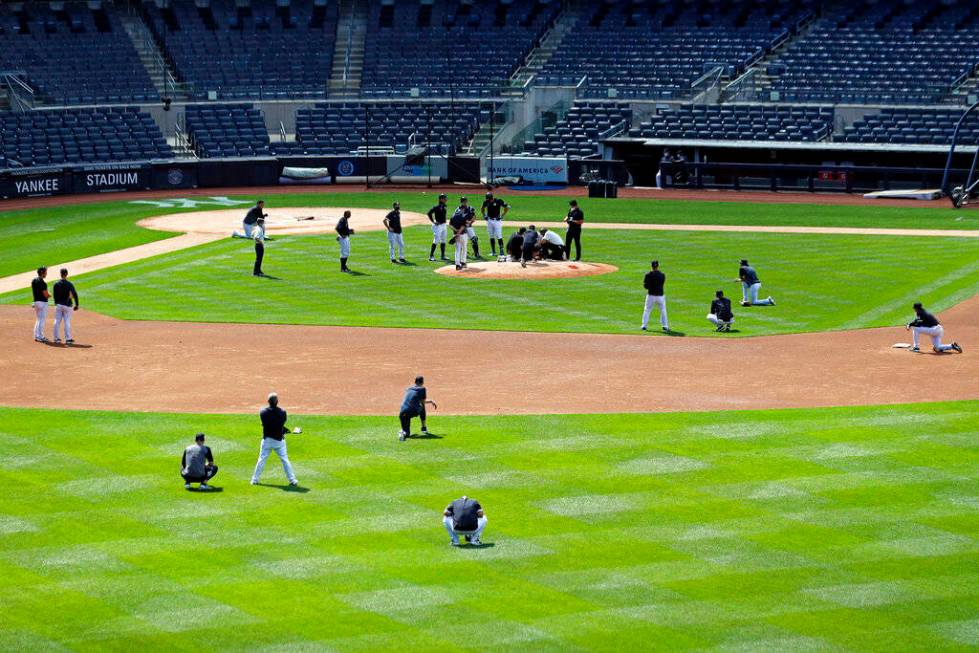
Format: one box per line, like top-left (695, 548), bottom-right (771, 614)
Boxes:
top-left (575, 75), bottom-right (588, 90)
top-left (279, 121), bottom-right (287, 143)
top-left (690, 65), bottom-right (724, 104)
top-left (2, 73), bottom-right (35, 112)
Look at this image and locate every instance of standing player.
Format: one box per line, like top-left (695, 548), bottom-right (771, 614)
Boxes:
top-left (736, 259), bottom-right (775, 306)
top-left (251, 392), bottom-right (301, 487)
top-left (481, 191), bottom-right (509, 257)
top-left (31, 266), bottom-right (49, 343)
top-left (565, 199), bottom-right (585, 261)
top-left (641, 260), bottom-right (669, 332)
top-left (52, 268), bottom-right (79, 345)
top-left (428, 193), bottom-right (449, 261)
top-left (234, 200), bottom-right (267, 238)
top-left (253, 218), bottom-right (266, 277)
top-left (449, 199), bottom-right (470, 270)
top-left (336, 210), bottom-right (355, 273)
top-left (707, 290), bottom-right (734, 332)
top-left (906, 303), bottom-right (962, 353)
top-left (384, 201), bottom-right (407, 263)
top-left (399, 375), bottom-right (438, 441)
top-left (455, 197), bottom-right (481, 259)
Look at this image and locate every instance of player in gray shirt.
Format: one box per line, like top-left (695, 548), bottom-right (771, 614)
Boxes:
top-left (443, 495), bottom-right (487, 546)
top-left (181, 433), bottom-right (218, 490)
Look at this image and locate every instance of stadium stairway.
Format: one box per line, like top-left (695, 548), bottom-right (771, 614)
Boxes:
top-left (509, 1), bottom-right (584, 90)
top-left (120, 14), bottom-right (190, 102)
top-left (329, 0), bottom-right (367, 98)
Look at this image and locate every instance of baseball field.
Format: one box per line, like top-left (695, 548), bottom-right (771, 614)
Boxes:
top-left (1, 188), bottom-right (977, 651)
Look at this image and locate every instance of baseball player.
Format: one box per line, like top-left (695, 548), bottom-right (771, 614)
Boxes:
top-left (52, 268), bottom-right (79, 345)
top-left (481, 191), bottom-right (509, 257)
top-left (31, 266), bottom-right (49, 343)
top-left (565, 200), bottom-right (585, 261)
top-left (251, 392), bottom-right (301, 487)
top-left (906, 303), bottom-right (962, 353)
top-left (181, 432), bottom-right (218, 491)
top-left (506, 228), bottom-right (526, 262)
top-left (641, 260), bottom-right (669, 332)
top-left (736, 259), bottom-right (775, 306)
top-left (521, 225), bottom-right (540, 268)
top-left (449, 198), bottom-right (470, 270)
top-left (538, 228), bottom-right (566, 260)
top-left (234, 200), bottom-right (266, 238)
top-left (454, 197), bottom-right (481, 259)
top-left (384, 201), bottom-right (406, 263)
top-left (253, 218), bottom-right (266, 276)
top-left (428, 193), bottom-right (449, 261)
top-left (336, 210), bottom-right (355, 273)
top-left (399, 375), bottom-right (438, 441)
top-left (707, 290), bottom-right (734, 332)
top-left (443, 495), bottom-right (487, 547)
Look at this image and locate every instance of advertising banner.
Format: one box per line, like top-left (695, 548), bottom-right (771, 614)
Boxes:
top-left (0, 167), bottom-right (70, 199)
top-left (486, 156), bottom-right (569, 184)
top-left (73, 163), bottom-right (151, 194)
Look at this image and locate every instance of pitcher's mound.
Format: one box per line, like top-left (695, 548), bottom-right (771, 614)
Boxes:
top-left (435, 260), bottom-right (618, 280)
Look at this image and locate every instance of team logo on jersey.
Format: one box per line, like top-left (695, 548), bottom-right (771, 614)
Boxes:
top-left (337, 160), bottom-right (356, 176)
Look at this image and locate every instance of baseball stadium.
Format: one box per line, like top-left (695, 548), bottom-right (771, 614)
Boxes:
top-left (2, 0), bottom-right (979, 650)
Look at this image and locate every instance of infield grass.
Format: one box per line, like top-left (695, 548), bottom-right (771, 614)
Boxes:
top-left (1, 401), bottom-right (977, 650)
top-left (9, 226), bottom-right (977, 337)
top-left (1, 191), bottom-right (977, 279)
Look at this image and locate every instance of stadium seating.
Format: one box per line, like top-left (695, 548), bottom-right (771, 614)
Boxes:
top-left (0, 2), bottom-right (158, 105)
top-left (185, 104), bottom-right (271, 158)
top-left (842, 107), bottom-right (979, 145)
top-left (637, 105), bottom-right (833, 142)
top-left (770, 2), bottom-right (979, 104)
top-left (0, 107), bottom-right (171, 167)
top-left (537, 2), bottom-right (814, 100)
top-left (142, 0), bottom-right (336, 101)
top-left (526, 102), bottom-right (632, 158)
top-left (360, 0), bottom-right (558, 97)
top-left (290, 102), bottom-right (486, 155)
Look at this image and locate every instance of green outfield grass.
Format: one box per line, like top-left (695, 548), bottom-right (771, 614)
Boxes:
top-left (1, 402), bottom-right (977, 650)
top-left (7, 226), bottom-right (976, 337)
top-left (1, 191), bottom-right (977, 279)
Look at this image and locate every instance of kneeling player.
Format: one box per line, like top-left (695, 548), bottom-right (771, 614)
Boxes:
top-left (706, 290), bottom-right (735, 332)
top-left (399, 375), bottom-right (438, 441)
top-left (181, 433), bottom-right (218, 490)
top-left (443, 495), bottom-right (487, 546)
top-left (538, 228), bottom-right (566, 260)
top-left (505, 228), bottom-right (526, 262)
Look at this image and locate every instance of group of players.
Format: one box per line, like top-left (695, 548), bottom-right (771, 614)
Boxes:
top-left (335, 192), bottom-right (585, 272)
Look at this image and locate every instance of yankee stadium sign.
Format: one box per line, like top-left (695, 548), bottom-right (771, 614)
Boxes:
top-left (86, 171), bottom-right (140, 188)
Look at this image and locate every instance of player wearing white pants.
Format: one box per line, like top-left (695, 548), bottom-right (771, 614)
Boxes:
top-left (52, 268), bottom-right (79, 343)
top-left (454, 233), bottom-right (469, 269)
top-left (641, 260), bottom-right (669, 331)
top-left (449, 201), bottom-right (471, 270)
top-left (384, 202), bottom-right (407, 263)
top-left (233, 200), bottom-right (266, 238)
top-left (427, 194), bottom-right (450, 261)
top-left (907, 303), bottom-right (961, 353)
top-left (706, 290), bottom-right (734, 332)
top-left (251, 392), bottom-right (300, 486)
top-left (738, 260), bottom-right (775, 306)
top-left (481, 192), bottom-right (510, 256)
top-left (30, 267), bottom-right (50, 342)
top-left (443, 495), bottom-right (487, 546)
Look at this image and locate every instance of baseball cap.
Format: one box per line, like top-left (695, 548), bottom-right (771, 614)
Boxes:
top-left (195, 432), bottom-right (205, 441)
top-left (438, 193), bottom-right (447, 199)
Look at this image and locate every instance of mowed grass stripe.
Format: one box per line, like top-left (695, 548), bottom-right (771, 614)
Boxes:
top-left (0, 402), bottom-right (977, 650)
top-left (7, 229), bottom-right (977, 338)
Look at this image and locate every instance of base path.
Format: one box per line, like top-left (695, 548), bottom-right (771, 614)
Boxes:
top-left (1, 295), bottom-right (974, 416)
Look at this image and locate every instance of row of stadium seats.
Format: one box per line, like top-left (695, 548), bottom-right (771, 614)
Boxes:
top-left (142, 0), bottom-right (337, 101)
top-left (635, 105), bottom-right (833, 142)
top-left (361, 1), bottom-right (558, 94)
top-left (524, 102), bottom-right (632, 159)
top-left (841, 107), bottom-right (979, 145)
top-left (0, 2), bottom-right (158, 105)
top-left (537, 1), bottom-right (814, 100)
top-left (185, 104), bottom-right (271, 158)
top-left (0, 107), bottom-right (171, 167)
top-left (292, 102), bottom-right (485, 155)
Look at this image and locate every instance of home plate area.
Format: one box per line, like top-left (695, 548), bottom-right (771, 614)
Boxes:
top-left (435, 259), bottom-right (618, 279)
